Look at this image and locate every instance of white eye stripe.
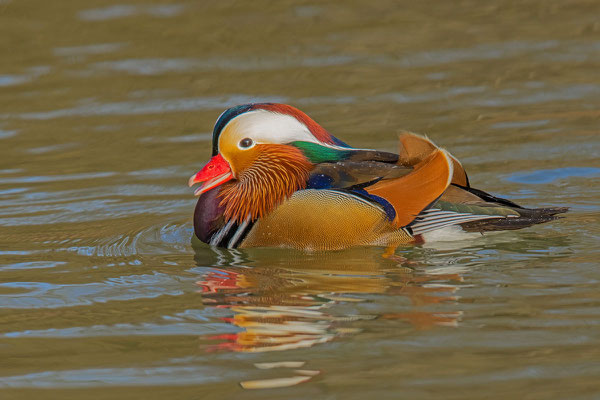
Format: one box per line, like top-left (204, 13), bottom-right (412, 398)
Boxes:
top-left (219, 110), bottom-right (316, 153)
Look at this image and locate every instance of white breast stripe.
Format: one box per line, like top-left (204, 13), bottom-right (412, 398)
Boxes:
top-left (227, 215), bottom-right (251, 249)
top-left (210, 219), bottom-right (235, 246)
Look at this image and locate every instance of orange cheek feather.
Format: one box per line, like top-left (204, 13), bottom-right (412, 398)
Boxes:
top-left (220, 145), bottom-right (262, 178)
top-left (218, 144), bottom-right (312, 223)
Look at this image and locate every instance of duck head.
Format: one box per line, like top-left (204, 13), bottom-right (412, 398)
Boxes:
top-left (189, 103), bottom-right (350, 223)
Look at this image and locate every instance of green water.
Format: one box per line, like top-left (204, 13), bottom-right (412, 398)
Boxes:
top-left (1, 0), bottom-right (599, 399)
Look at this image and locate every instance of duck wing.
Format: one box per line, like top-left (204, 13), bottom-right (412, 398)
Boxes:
top-left (298, 135), bottom-right (458, 228)
top-left (364, 132), bottom-right (567, 234)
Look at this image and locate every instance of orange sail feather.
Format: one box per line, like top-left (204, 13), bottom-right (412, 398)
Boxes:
top-left (398, 132), bottom-right (469, 187)
top-left (366, 148), bottom-right (453, 228)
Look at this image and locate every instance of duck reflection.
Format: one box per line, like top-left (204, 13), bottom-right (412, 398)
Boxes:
top-left (193, 246), bottom-right (463, 354)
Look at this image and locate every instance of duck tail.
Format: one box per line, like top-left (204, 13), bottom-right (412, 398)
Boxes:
top-left (460, 205), bottom-right (569, 232)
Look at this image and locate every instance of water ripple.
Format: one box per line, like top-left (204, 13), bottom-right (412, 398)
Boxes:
top-left (4, 319), bottom-right (236, 338)
top-left (78, 4), bottom-right (185, 21)
top-left (0, 66), bottom-right (50, 87)
top-left (0, 272), bottom-right (191, 309)
top-left (0, 128), bottom-right (18, 139)
top-left (0, 365), bottom-right (227, 388)
top-left (6, 82), bottom-right (597, 121)
top-left (0, 261), bottom-right (66, 271)
top-left (60, 222), bottom-right (193, 257)
top-left (8, 95), bottom-right (288, 120)
top-left (53, 43), bottom-right (126, 57)
top-left (0, 171), bottom-right (116, 185)
top-left (506, 167), bottom-right (600, 184)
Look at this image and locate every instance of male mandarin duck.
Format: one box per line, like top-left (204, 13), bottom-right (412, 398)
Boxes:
top-left (189, 103), bottom-right (567, 250)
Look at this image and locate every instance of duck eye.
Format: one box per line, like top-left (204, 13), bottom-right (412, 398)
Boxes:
top-left (239, 138), bottom-right (253, 148)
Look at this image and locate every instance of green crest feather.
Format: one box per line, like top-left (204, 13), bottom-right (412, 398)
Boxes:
top-left (291, 141), bottom-right (352, 163)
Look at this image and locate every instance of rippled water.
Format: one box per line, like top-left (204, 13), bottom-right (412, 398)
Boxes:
top-left (1, 0), bottom-right (599, 399)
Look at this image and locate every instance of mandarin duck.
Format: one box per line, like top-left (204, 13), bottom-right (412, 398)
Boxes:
top-left (189, 103), bottom-right (567, 250)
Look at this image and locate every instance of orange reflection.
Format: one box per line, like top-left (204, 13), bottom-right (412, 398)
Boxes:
top-left (196, 247), bottom-right (464, 354)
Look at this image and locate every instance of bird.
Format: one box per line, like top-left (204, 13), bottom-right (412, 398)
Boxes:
top-left (188, 103), bottom-right (567, 250)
